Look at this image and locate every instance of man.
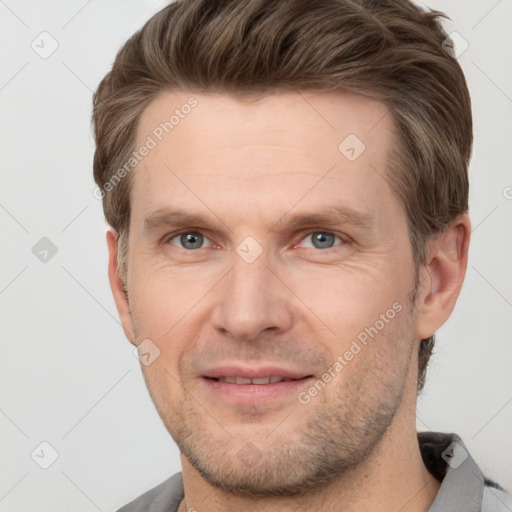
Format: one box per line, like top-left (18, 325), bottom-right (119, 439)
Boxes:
top-left (92, 0), bottom-right (510, 510)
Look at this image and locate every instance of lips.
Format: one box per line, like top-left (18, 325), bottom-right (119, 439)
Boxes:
top-left (217, 376), bottom-right (296, 384)
top-left (202, 365), bottom-right (310, 383)
top-left (199, 365), bottom-right (313, 406)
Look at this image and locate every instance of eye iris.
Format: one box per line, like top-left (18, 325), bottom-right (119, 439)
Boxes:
top-left (181, 232), bottom-right (203, 249)
top-left (312, 232), bottom-right (335, 249)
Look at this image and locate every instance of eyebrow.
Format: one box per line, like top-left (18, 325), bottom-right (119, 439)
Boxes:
top-left (143, 209), bottom-right (230, 234)
top-left (142, 205), bottom-right (373, 234)
top-left (275, 206), bottom-right (373, 231)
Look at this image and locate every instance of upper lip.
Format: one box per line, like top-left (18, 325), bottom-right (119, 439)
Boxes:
top-left (202, 365), bottom-right (311, 380)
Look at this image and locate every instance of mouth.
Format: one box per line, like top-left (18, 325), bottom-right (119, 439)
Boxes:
top-left (212, 376), bottom-right (301, 385)
top-left (200, 366), bottom-right (314, 405)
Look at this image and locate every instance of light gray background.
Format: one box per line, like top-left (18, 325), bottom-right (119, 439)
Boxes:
top-left (1, 1), bottom-right (511, 511)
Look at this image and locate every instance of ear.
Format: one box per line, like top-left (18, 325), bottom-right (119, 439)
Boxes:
top-left (414, 214), bottom-right (471, 340)
top-left (106, 228), bottom-right (136, 345)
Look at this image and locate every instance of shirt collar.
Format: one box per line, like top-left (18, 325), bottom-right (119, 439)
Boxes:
top-left (418, 431), bottom-right (484, 511)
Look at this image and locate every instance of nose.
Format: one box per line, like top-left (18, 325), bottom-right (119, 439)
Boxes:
top-left (210, 248), bottom-right (294, 342)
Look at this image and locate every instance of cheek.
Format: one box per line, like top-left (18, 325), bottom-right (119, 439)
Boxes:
top-left (130, 264), bottom-right (216, 336)
top-left (127, 283), bottom-right (198, 386)
top-left (316, 300), bottom-right (412, 408)
top-left (282, 261), bottom-right (411, 346)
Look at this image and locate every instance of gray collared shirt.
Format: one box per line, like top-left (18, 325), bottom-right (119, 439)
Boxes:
top-left (117, 432), bottom-right (511, 511)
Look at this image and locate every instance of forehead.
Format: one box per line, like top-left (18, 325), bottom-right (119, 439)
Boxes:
top-left (136, 88), bottom-right (391, 153)
top-left (131, 89), bottom-right (399, 228)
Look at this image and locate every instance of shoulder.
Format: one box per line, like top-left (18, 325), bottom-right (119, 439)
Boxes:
top-left (116, 472), bottom-right (184, 512)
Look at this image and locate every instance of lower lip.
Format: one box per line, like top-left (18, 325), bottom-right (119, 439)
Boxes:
top-left (201, 377), bottom-right (313, 405)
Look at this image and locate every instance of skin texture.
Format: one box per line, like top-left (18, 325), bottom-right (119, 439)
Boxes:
top-left (107, 90), bottom-right (470, 511)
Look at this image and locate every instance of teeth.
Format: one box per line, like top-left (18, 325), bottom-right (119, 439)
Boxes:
top-left (217, 376), bottom-right (291, 384)
top-left (251, 377), bottom-right (271, 384)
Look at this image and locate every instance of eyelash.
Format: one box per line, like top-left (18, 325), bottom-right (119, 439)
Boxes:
top-left (164, 230), bottom-right (347, 251)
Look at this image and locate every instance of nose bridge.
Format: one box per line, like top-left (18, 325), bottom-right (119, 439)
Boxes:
top-left (212, 241), bottom-right (293, 341)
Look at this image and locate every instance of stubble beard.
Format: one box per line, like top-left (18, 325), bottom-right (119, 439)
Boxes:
top-left (172, 384), bottom-right (406, 498)
top-left (162, 339), bottom-right (412, 498)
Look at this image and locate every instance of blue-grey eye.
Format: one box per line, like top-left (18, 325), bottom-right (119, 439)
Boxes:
top-left (170, 232), bottom-right (210, 250)
top-left (300, 232), bottom-right (341, 250)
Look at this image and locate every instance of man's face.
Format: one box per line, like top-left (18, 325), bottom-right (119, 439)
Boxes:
top-left (121, 89), bottom-right (420, 495)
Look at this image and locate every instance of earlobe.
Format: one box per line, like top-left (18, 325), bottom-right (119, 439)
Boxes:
top-left (414, 215), bottom-right (471, 340)
top-left (106, 228), bottom-right (136, 344)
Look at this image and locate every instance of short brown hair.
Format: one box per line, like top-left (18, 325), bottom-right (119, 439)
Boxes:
top-left (92, 0), bottom-right (472, 392)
